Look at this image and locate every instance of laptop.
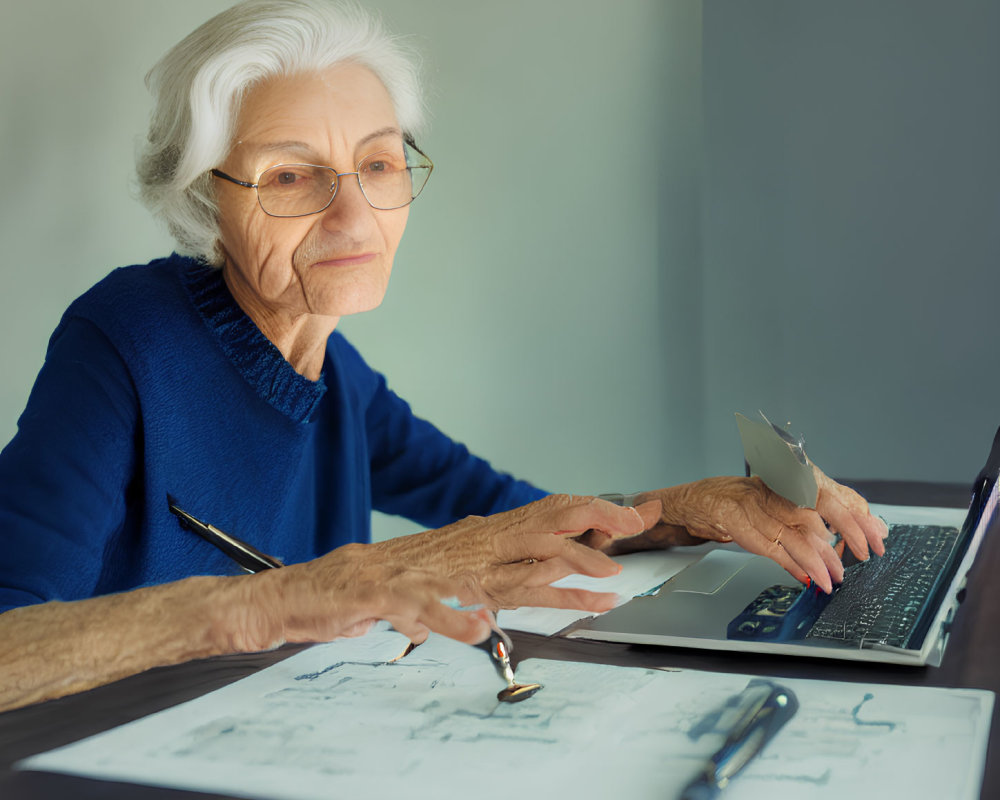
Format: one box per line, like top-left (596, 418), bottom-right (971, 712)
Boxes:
top-left (566, 426), bottom-right (1000, 666)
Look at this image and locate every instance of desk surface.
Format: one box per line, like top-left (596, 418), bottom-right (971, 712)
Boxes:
top-left (1, 480), bottom-right (996, 800)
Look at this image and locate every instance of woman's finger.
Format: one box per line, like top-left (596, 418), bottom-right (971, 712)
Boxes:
top-left (814, 468), bottom-right (887, 557)
top-left (548, 538), bottom-right (623, 578)
top-left (488, 557), bottom-right (578, 589)
top-left (497, 584), bottom-right (619, 613)
top-left (480, 550), bottom-right (621, 612)
top-left (395, 598), bottom-right (490, 645)
top-left (527, 494), bottom-right (647, 538)
top-left (787, 508), bottom-right (845, 584)
top-left (721, 501), bottom-right (832, 591)
top-left (701, 512), bottom-right (809, 586)
top-left (819, 493), bottom-right (883, 559)
top-left (497, 531), bottom-right (621, 579)
top-left (854, 508), bottom-right (890, 554)
top-left (770, 507), bottom-right (842, 592)
top-left (386, 616), bottom-right (431, 645)
top-left (772, 526), bottom-right (835, 594)
top-left (814, 534), bottom-right (845, 584)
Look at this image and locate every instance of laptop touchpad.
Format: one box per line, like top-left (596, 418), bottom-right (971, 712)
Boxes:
top-left (667, 550), bottom-right (756, 595)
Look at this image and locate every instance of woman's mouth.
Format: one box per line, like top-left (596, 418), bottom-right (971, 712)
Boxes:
top-left (312, 252), bottom-right (377, 268)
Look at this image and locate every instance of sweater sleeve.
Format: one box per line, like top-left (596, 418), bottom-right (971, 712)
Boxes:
top-left (363, 371), bottom-right (547, 530)
top-left (0, 317), bottom-right (137, 613)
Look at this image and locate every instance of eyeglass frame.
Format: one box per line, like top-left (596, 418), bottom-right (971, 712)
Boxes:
top-left (210, 135), bottom-right (433, 217)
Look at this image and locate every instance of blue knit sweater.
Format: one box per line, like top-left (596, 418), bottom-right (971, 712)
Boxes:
top-left (0, 255), bottom-right (545, 613)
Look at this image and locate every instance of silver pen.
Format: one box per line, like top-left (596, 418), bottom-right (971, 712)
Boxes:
top-left (681, 680), bottom-right (799, 800)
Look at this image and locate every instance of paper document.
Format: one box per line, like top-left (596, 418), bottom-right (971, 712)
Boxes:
top-left (20, 631), bottom-right (993, 800)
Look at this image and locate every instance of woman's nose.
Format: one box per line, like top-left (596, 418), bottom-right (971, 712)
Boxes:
top-left (320, 172), bottom-right (376, 235)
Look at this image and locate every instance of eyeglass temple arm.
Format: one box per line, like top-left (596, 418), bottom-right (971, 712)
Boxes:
top-left (210, 168), bottom-right (256, 189)
top-left (404, 134), bottom-right (430, 161)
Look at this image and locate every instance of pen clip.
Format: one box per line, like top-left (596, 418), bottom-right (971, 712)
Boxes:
top-left (710, 681), bottom-right (799, 787)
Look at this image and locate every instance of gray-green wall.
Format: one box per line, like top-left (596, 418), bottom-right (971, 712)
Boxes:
top-left (699, 0), bottom-right (1000, 482)
top-left (1, 1), bottom-right (996, 542)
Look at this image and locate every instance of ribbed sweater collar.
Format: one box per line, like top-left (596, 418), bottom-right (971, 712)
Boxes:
top-left (180, 257), bottom-right (327, 423)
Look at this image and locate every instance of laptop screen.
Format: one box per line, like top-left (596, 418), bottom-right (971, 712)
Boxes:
top-left (906, 429), bottom-right (1000, 649)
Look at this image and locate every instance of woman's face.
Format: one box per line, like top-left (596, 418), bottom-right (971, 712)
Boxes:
top-left (215, 63), bottom-right (410, 322)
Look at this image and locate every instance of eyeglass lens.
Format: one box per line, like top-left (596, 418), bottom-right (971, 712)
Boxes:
top-left (256, 142), bottom-right (431, 217)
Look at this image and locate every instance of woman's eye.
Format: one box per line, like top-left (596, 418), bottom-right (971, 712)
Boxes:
top-left (262, 168), bottom-right (315, 191)
top-left (363, 154), bottom-right (404, 175)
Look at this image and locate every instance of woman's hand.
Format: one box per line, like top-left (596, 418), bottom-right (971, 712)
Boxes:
top-left (581, 467), bottom-right (888, 594)
top-left (246, 493), bottom-right (660, 650)
top-left (248, 545), bottom-right (494, 651)
top-left (370, 494), bottom-right (658, 612)
top-left (0, 495), bottom-right (659, 712)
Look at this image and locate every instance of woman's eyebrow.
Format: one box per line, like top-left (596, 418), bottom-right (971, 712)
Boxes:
top-left (253, 140), bottom-right (320, 158)
top-left (245, 127), bottom-right (403, 162)
top-left (356, 126), bottom-right (403, 148)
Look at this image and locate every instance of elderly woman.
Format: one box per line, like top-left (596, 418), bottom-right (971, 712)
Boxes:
top-left (0, 0), bottom-right (885, 713)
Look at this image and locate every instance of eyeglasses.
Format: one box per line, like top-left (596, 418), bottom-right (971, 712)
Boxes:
top-left (211, 137), bottom-right (433, 217)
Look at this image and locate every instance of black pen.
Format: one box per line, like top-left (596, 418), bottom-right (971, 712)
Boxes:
top-left (167, 494), bottom-right (284, 573)
top-left (681, 680), bottom-right (799, 800)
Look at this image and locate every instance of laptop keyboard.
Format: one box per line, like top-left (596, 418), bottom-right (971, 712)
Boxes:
top-left (805, 523), bottom-right (961, 648)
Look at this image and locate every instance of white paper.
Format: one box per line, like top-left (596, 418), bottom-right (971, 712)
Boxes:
top-left (20, 631), bottom-right (993, 800)
top-left (498, 549), bottom-right (703, 634)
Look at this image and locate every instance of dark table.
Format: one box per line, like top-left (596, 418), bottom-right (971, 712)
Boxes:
top-left (1, 480), bottom-right (996, 799)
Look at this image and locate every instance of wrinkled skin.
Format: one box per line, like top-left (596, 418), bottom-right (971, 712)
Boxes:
top-left (366, 493), bottom-right (660, 613)
top-left (0, 494), bottom-right (655, 713)
top-left (247, 494), bottom-right (658, 650)
top-left (578, 465), bottom-right (888, 595)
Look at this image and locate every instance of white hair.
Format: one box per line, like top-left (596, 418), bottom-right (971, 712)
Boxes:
top-left (136, 0), bottom-right (426, 264)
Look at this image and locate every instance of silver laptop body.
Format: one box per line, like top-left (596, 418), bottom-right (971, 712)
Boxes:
top-left (568, 429), bottom-right (1000, 667)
